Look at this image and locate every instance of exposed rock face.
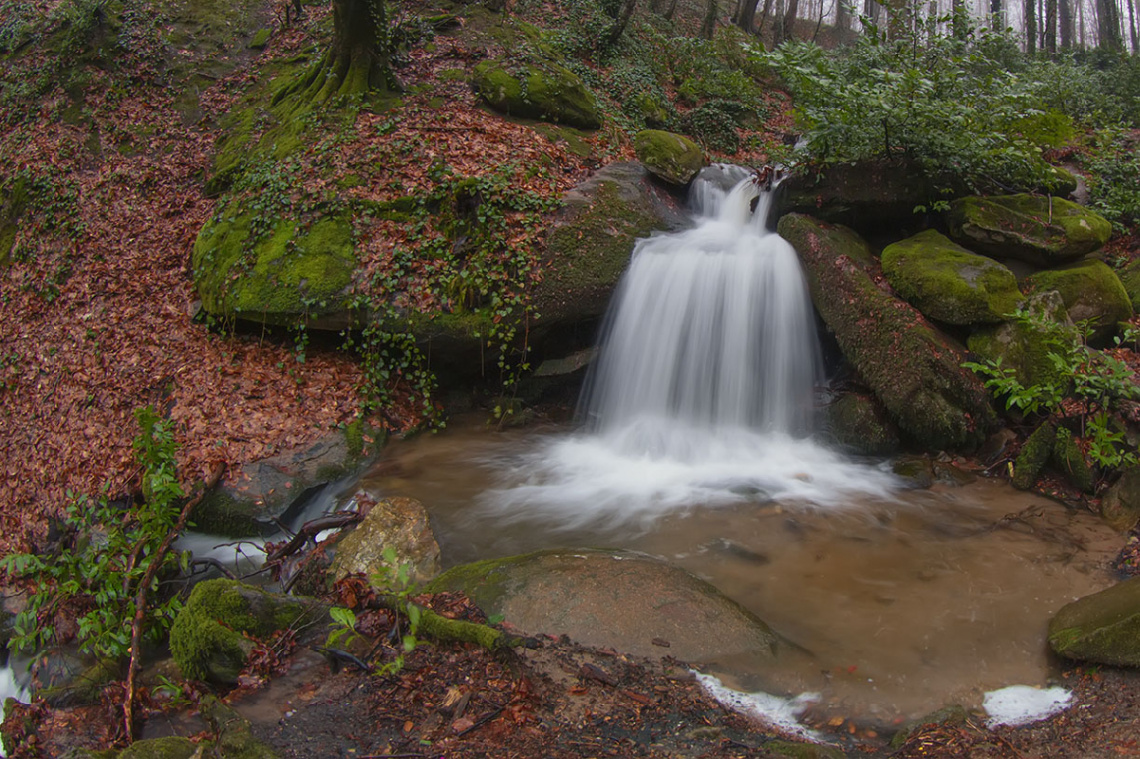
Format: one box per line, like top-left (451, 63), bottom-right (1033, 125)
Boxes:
top-left (330, 496), bottom-right (442, 585)
top-left (633, 130), bottom-right (705, 186)
top-left (1022, 259), bottom-right (1133, 343)
top-left (427, 549), bottom-right (780, 665)
top-left (1049, 577), bottom-right (1140, 666)
top-left (967, 290), bottom-right (1074, 389)
top-left (825, 392), bottom-right (900, 456)
top-left (777, 214), bottom-right (996, 452)
top-left (472, 59), bottom-right (600, 129)
top-left (1100, 467), bottom-right (1140, 532)
top-left (880, 230), bottom-right (1023, 325)
top-left (169, 580), bottom-right (324, 686)
top-left (532, 162), bottom-right (685, 330)
top-left (945, 194), bottom-right (1112, 267)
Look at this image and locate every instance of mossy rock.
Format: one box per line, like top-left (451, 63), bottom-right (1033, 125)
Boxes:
top-left (1023, 259), bottom-right (1133, 343)
top-left (38, 657), bottom-right (120, 707)
top-left (1051, 426), bottom-right (1095, 494)
top-left (633, 130), bottom-right (704, 187)
top-left (192, 209), bottom-right (356, 330)
top-left (945, 194), bottom-right (1112, 267)
top-left (427, 549), bottom-right (780, 664)
top-left (1012, 421), bottom-right (1056, 490)
top-left (967, 290), bottom-right (1074, 390)
top-left (200, 695), bottom-right (279, 758)
top-left (777, 214), bottom-right (996, 452)
top-left (1049, 577), bottom-right (1140, 666)
top-left (1119, 258), bottom-right (1140, 311)
top-left (1100, 467), bottom-right (1140, 532)
top-left (825, 392), bottom-right (900, 456)
top-left (169, 580), bottom-right (322, 686)
top-left (881, 230), bottom-right (1023, 325)
top-left (765, 740), bottom-right (847, 759)
top-left (889, 704), bottom-right (970, 750)
top-left (330, 496), bottom-right (442, 586)
top-left (533, 162), bottom-right (683, 329)
top-left (118, 737), bottom-right (200, 759)
top-left (248, 27), bottom-right (271, 50)
top-left (472, 58), bottom-right (600, 129)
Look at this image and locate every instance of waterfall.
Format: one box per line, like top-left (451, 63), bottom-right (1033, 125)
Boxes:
top-left (479, 165), bottom-right (896, 531)
top-left (580, 164), bottom-right (821, 437)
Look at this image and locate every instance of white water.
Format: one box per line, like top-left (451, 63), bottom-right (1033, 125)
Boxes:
top-left (481, 166), bottom-right (896, 528)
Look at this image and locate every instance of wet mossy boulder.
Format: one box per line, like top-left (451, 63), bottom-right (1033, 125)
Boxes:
top-left (1049, 576), bottom-right (1140, 666)
top-left (1100, 468), bottom-right (1140, 532)
top-left (1012, 421), bottom-right (1056, 490)
top-left (533, 162), bottom-right (684, 330)
top-left (330, 496), bottom-right (441, 586)
top-left (427, 549), bottom-right (780, 664)
top-left (1052, 425), bottom-right (1095, 494)
top-left (777, 214), bottom-right (996, 452)
top-left (200, 695), bottom-right (279, 759)
top-left (881, 230), bottom-right (1023, 325)
top-left (169, 580), bottom-right (323, 686)
top-left (472, 58), bottom-right (600, 129)
top-left (1023, 259), bottom-right (1133, 343)
top-left (945, 194), bottom-right (1112, 267)
top-left (967, 290), bottom-right (1074, 390)
top-left (633, 130), bottom-right (704, 186)
top-left (1120, 258), bottom-right (1140, 310)
top-left (825, 392), bottom-right (900, 456)
top-left (192, 209), bottom-right (356, 330)
top-left (117, 737), bottom-right (200, 759)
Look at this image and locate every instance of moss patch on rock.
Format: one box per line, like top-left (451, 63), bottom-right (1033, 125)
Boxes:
top-left (633, 130), bottom-right (704, 186)
top-left (1120, 258), bottom-right (1140, 311)
top-left (192, 209), bottom-right (356, 329)
top-left (777, 214), bottom-right (996, 452)
top-left (967, 290), bottom-right (1074, 390)
top-left (1052, 425), bottom-right (1095, 493)
top-left (881, 230), bottom-right (1023, 325)
top-left (1012, 420), bottom-right (1056, 490)
top-left (1022, 259), bottom-right (1133, 343)
top-left (1100, 467), bottom-right (1140, 532)
top-left (825, 392), bottom-right (900, 456)
top-left (472, 58), bottom-right (600, 130)
top-left (1049, 576), bottom-right (1140, 666)
top-left (945, 194), bottom-right (1112, 267)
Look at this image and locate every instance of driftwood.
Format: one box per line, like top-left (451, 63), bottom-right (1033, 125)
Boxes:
top-left (122, 462), bottom-right (225, 741)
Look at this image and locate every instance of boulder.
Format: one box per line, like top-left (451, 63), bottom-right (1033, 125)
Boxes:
top-left (169, 580), bottom-right (323, 686)
top-left (881, 229), bottom-right (1023, 325)
top-left (427, 549), bottom-right (780, 664)
top-left (1100, 467), bottom-right (1140, 532)
top-left (777, 214), bottom-right (997, 452)
top-left (192, 210), bottom-right (356, 329)
top-left (1012, 421), bottom-right (1056, 491)
top-left (1049, 576), bottom-right (1140, 666)
top-left (633, 130), bottom-right (704, 186)
top-left (330, 496), bottom-right (441, 585)
top-left (967, 290), bottom-right (1075, 390)
top-left (945, 194), bottom-right (1112, 267)
top-left (1023, 259), bottom-right (1133, 343)
top-left (532, 162), bottom-right (685, 330)
top-left (1120, 258), bottom-right (1140, 310)
top-left (472, 59), bottom-right (600, 129)
top-left (825, 392), bottom-right (901, 456)
top-left (1051, 425), bottom-right (1095, 494)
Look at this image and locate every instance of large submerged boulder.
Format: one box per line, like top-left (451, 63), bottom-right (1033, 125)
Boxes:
top-left (427, 549), bottom-right (780, 664)
top-left (1049, 577), bottom-right (1140, 666)
top-left (633, 130), bottom-right (704, 186)
top-left (777, 214), bottom-right (996, 451)
top-left (880, 229), bottom-right (1023, 325)
top-left (472, 58), bottom-right (600, 129)
top-left (1022, 259), bottom-right (1133, 342)
top-left (945, 194), bottom-right (1112, 267)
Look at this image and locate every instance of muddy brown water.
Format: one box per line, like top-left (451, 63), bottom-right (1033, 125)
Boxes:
top-left (357, 418), bottom-right (1123, 725)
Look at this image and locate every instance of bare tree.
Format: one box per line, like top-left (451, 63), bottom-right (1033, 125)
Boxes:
top-left (1046, 0), bottom-right (1058, 52)
top-left (1059, 0), bottom-right (1073, 46)
top-left (1026, 0), bottom-right (1037, 50)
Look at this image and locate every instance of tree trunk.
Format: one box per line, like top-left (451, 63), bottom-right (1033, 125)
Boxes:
top-left (607, 0), bottom-right (639, 46)
top-left (665, 0), bottom-right (679, 21)
top-left (702, 0), bottom-right (719, 37)
top-left (1026, 0), bottom-right (1037, 51)
top-left (1059, 0), bottom-right (1072, 47)
top-left (1129, 0), bottom-right (1139, 50)
top-left (758, 0), bottom-right (777, 35)
top-left (991, 0), bottom-right (1004, 30)
top-left (1046, 0), bottom-right (1058, 53)
top-left (836, 0), bottom-right (850, 31)
top-left (738, 0), bottom-right (762, 30)
top-left (782, 0), bottom-right (801, 39)
top-left (1098, 0), bottom-right (1123, 47)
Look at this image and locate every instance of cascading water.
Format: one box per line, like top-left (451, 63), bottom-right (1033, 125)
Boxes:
top-left (480, 165), bottom-right (896, 530)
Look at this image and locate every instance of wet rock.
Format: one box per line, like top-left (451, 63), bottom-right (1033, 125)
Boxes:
top-left (117, 737), bottom-right (200, 758)
top-left (890, 704), bottom-right (970, 750)
top-left (38, 658), bottom-right (120, 707)
top-left (825, 392), bottom-right (901, 456)
top-left (1100, 467), bottom-right (1140, 532)
top-left (330, 496), bottom-right (441, 586)
top-left (427, 549), bottom-right (780, 664)
top-left (472, 58), bottom-right (600, 129)
top-left (169, 580), bottom-right (324, 686)
top-left (967, 290), bottom-right (1076, 389)
top-left (1049, 576), bottom-right (1140, 666)
top-left (1012, 421), bottom-right (1056, 491)
top-left (880, 230), bottom-right (1023, 325)
top-left (1120, 258), bottom-right (1140, 310)
top-left (892, 456), bottom-right (934, 488)
top-left (945, 194), bottom-right (1112, 268)
top-left (200, 695), bottom-right (279, 758)
top-left (778, 214), bottom-right (996, 452)
top-left (633, 130), bottom-right (705, 186)
top-left (1023, 259), bottom-right (1133, 344)
top-left (1052, 426), bottom-right (1095, 494)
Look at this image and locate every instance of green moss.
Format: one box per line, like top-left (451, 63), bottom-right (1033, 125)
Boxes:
top-left (826, 393), bottom-right (900, 455)
top-left (248, 28), bottom-right (271, 50)
top-left (200, 696), bottom-right (278, 759)
top-left (967, 290), bottom-right (1074, 390)
top-left (880, 230), bottom-right (1022, 325)
top-left (765, 741), bottom-right (847, 759)
top-left (472, 59), bottom-right (600, 129)
top-left (1023, 259), bottom-right (1133, 342)
top-left (1012, 421), bottom-right (1056, 490)
top-left (1049, 576), bottom-right (1140, 665)
top-left (39, 658), bottom-right (121, 707)
top-left (118, 737), bottom-right (200, 759)
top-left (192, 210), bottom-right (356, 327)
top-left (1121, 258), bottom-right (1140, 311)
top-left (633, 130), bottom-right (704, 186)
top-left (190, 490), bottom-right (262, 538)
top-left (1052, 425), bottom-right (1095, 493)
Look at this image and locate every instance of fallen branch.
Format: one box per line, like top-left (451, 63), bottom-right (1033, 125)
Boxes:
top-left (265, 511), bottom-right (363, 564)
top-left (122, 462), bottom-right (225, 741)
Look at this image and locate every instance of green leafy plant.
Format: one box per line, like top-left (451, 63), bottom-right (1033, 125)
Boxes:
top-left (0, 407), bottom-right (189, 660)
top-left (325, 606), bottom-right (364, 649)
top-left (372, 546), bottom-right (421, 664)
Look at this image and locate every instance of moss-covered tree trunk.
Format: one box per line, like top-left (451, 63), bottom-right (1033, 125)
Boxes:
top-left (274, 0), bottom-right (391, 107)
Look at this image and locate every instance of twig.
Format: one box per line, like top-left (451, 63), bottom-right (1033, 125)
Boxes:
top-left (122, 462), bottom-right (225, 742)
top-left (188, 557), bottom-right (238, 580)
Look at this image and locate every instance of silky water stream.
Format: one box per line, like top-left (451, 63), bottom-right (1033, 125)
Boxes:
top-left (364, 165), bottom-right (1120, 727)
